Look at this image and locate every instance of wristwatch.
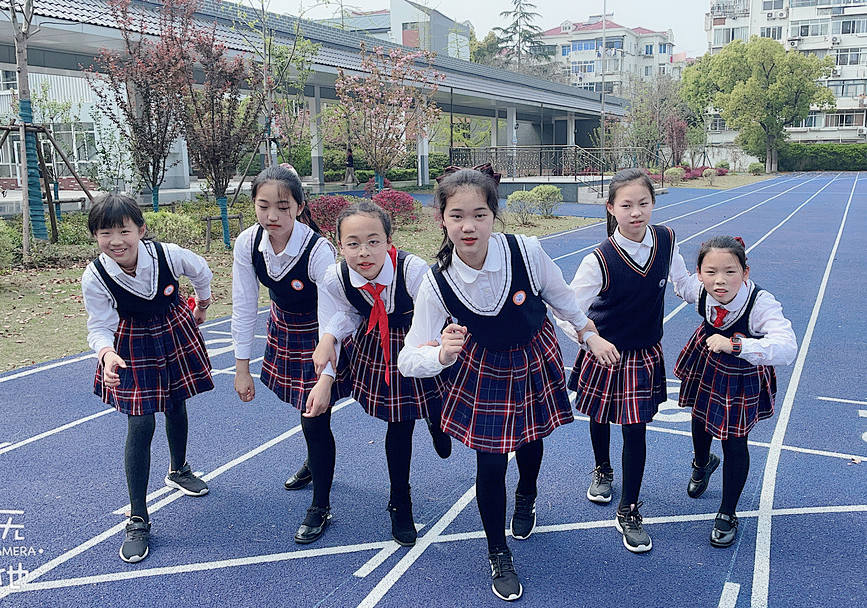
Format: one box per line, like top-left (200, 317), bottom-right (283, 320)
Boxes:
top-left (730, 335), bottom-right (742, 354)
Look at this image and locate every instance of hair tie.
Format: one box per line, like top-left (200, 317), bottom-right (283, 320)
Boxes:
top-left (435, 163), bottom-right (501, 184)
top-left (733, 236), bottom-right (745, 248)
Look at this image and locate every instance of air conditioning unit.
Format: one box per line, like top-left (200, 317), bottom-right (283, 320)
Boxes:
top-left (778, 9), bottom-right (788, 19)
top-left (767, 12), bottom-right (775, 20)
top-left (859, 98), bottom-right (866, 107)
top-left (788, 38), bottom-right (800, 48)
top-left (831, 36), bottom-right (841, 45)
top-left (832, 65), bottom-right (841, 75)
top-left (858, 127), bottom-right (867, 135)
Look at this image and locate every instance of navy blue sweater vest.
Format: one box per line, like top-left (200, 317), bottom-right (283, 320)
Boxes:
top-left (252, 226), bottom-right (319, 314)
top-left (93, 241), bottom-right (179, 321)
top-left (340, 250), bottom-right (415, 329)
top-left (700, 283), bottom-right (764, 340)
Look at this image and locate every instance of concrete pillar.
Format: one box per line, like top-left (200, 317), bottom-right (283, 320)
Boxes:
top-left (507, 106), bottom-right (517, 178)
top-left (490, 115), bottom-right (498, 147)
top-left (309, 85), bottom-right (324, 186)
top-left (567, 114), bottom-right (576, 147)
top-left (417, 131), bottom-right (430, 186)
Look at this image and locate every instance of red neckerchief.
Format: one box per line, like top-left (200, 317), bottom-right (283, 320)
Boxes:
top-left (712, 306), bottom-right (728, 328)
top-left (358, 246), bottom-right (398, 385)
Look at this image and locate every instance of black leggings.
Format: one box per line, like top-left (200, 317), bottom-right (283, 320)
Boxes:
top-left (385, 420), bottom-right (415, 504)
top-left (692, 419), bottom-right (750, 516)
top-left (589, 419), bottom-right (647, 509)
top-left (125, 399), bottom-right (189, 520)
top-left (301, 409), bottom-right (335, 510)
top-left (476, 439), bottom-right (544, 554)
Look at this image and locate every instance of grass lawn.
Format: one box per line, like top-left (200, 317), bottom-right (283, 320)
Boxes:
top-left (0, 207), bottom-right (599, 372)
top-left (668, 173), bottom-right (773, 189)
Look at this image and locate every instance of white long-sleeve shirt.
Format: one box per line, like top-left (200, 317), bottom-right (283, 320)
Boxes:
top-left (231, 222), bottom-right (336, 362)
top-left (556, 226), bottom-right (692, 344)
top-left (318, 250), bottom-right (429, 377)
top-left (82, 240), bottom-right (213, 354)
top-left (678, 275), bottom-right (797, 366)
top-left (397, 233), bottom-right (589, 379)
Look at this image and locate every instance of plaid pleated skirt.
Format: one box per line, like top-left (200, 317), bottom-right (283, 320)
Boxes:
top-left (675, 325), bottom-right (776, 439)
top-left (349, 325), bottom-right (445, 422)
top-left (569, 342), bottom-right (666, 425)
top-left (260, 302), bottom-right (319, 410)
top-left (441, 318), bottom-right (573, 454)
top-left (93, 300), bottom-right (213, 416)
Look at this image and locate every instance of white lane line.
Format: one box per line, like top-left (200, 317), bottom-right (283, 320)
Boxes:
top-left (0, 443), bottom-right (10, 449)
top-left (0, 353), bottom-right (95, 383)
top-left (860, 410), bottom-right (867, 418)
top-left (0, 399), bottom-right (354, 599)
top-left (112, 472), bottom-right (205, 516)
top-left (12, 540), bottom-right (393, 593)
top-left (353, 545), bottom-right (401, 578)
top-left (751, 174), bottom-right (856, 608)
top-left (0, 409), bottom-right (115, 457)
top-left (718, 582), bottom-right (740, 608)
top-left (817, 396), bottom-right (867, 406)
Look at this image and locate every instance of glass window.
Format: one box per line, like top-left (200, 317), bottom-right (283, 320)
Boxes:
top-left (792, 19), bottom-right (830, 38)
top-left (762, 0), bottom-right (784, 9)
top-left (800, 112), bottom-right (821, 128)
top-left (562, 46), bottom-right (570, 56)
top-left (645, 66), bottom-right (652, 76)
top-left (710, 116), bottom-right (727, 131)
top-left (645, 44), bottom-right (653, 55)
top-left (760, 27), bottom-right (783, 40)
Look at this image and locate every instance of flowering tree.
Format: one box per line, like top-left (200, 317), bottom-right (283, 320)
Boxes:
top-left (86, 0), bottom-right (193, 209)
top-left (174, 20), bottom-right (264, 248)
top-left (663, 115), bottom-right (688, 166)
top-left (334, 42), bottom-right (444, 187)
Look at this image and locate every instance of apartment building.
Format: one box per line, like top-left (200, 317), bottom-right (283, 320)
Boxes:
top-left (706, 0), bottom-right (867, 144)
top-left (540, 14), bottom-right (690, 96)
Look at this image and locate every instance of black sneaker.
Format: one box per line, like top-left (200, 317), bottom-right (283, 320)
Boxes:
top-left (510, 492), bottom-right (537, 540)
top-left (615, 502), bottom-right (652, 553)
top-left (165, 463), bottom-right (209, 496)
top-left (710, 512), bottom-right (739, 548)
top-left (294, 506), bottom-right (331, 544)
top-left (426, 417), bottom-right (452, 459)
top-left (119, 516), bottom-right (150, 563)
top-left (387, 499), bottom-right (417, 547)
top-left (488, 549), bottom-right (523, 601)
top-left (284, 459), bottom-right (313, 491)
top-left (687, 453), bottom-right (720, 499)
top-left (587, 462), bottom-right (614, 504)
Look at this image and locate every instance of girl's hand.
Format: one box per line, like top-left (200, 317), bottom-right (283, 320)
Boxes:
top-left (586, 334), bottom-right (620, 367)
top-left (576, 318), bottom-right (599, 344)
top-left (192, 304), bottom-right (207, 325)
top-left (102, 352), bottom-right (127, 387)
top-left (706, 334), bottom-right (733, 354)
top-left (234, 368), bottom-right (256, 402)
top-left (313, 334), bottom-right (337, 376)
top-left (304, 376), bottom-right (334, 418)
top-left (438, 323), bottom-right (467, 366)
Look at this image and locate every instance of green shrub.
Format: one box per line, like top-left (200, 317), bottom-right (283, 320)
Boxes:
top-left (663, 166), bottom-right (685, 185)
top-left (506, 190), bottom-right (539, 226)
top-left (428, 152), bottom-right (450, 180)
top-left (777, 143), bottom-right (867, 171)
top-left (529, 185), bottom-right (563, 217)
top-left (143, 211), bottom-right (203, 246)
top-left (714, 161), bottom-right (730, 170)
top-left (748, 162), bottom-right (765, 175)
top-left (0, 218), bottom-right (15, 270)
top-left (56, 212), bottom-right (92, 246)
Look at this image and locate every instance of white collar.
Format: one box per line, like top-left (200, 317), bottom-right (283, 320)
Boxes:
top-left (347, 251), bottom-right (396, 288)
top-left (452, 233), bottom-right (503, 283)
top-left (612, 226), bottom-right (653, 254)
top-left (101, 241), bottom-right (148, 276)
top-left (259, 221), bottom-right (310, 257)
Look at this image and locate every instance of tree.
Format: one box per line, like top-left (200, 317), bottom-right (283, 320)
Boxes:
top-left (494, 0), bottom-right (548, 68)
top-left (663, 115), bottom-right (688, 166)
top-left (86, 0), bottom-right (193, 209)
top-left (175, 18), bottom-right (264, 248)
top-left (470, 31), bottom-right (504, 67)
top-left (333, 42), bottom-right (443, 187)
top-left (682, 37), bottom-right (835, 172)
top-left (620, 72), bottom-right (688, 167)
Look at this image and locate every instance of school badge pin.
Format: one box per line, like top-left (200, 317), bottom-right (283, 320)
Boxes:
top-left (291, 279), bottom-right (304, 291)
top-left (512, 290), bottom-right (526, 305)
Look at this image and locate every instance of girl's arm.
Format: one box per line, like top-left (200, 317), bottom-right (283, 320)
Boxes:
top-left (549, 249), bottom-right (601, 344)
top-left (668, 238), bottom-right (700, 304)
top-left (314, 264), bottom-right (363, 376)
top-left (164, 242), bottom-right (214, 323)
top-left (231, 229), bottom-right (261, 402)
top-left (82, 265), bottom-right (128, 385)
top-left (742, 290), bottom-right (798, 366)
top-left (397, 273), bottom-right (453, 378)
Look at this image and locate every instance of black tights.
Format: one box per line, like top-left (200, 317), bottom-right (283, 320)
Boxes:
top-left (476, 439), bottom-right (544, 553)
top-left (589, 419), bottom-right (646, 509)
top-left (125, 399), bottom-right (189, 520)
top-left (385, 420), bottom-right (415, 504)
top-left (301, 409), bottom-right (335, 510)
top-left (692, 419), bottom-right (750, 516)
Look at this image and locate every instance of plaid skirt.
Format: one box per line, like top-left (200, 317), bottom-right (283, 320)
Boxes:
top-left (349, 325), bottom-right (445, 422)
top-left (675, 325), bottom-right (777, 439)
top-left (93, 300), bottom-right (213, 416)
top-left (569, 343), bottom-right (666, 425)
top-left (441, 318), bottom-right (573, 454)
top-left (260, 302), bottom-right (320, 410)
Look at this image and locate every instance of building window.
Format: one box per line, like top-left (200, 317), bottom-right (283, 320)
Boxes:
top-left (645, 44), bottom-right (653, 55)
top-left (833, 19), bottom-right (867, 35)
top-left (645, 66), bottom-right (652, 76)
top-left (760, 27), bottom-right (783, 40)
top-left (0, 121), bottom-right (96, 179)
top-left (827, 79), bottom-right (867, 97)
top-left (1, 70), bottom-right (16, 90)
top-left (791, 20), bottom-right (830, 38)
top-left (790, 0), bottom-right (818, 7)
top-left (572, 40), bottom-right (596, 52)
top-left (562, 46), bottom-right (570, 56)
top-left (659, 66), bottom-right (667, 74)
top-left (824, 111), bottom-right (865, 127)
top-left (710, 116), bottom-right (727, 131)
top-left (800, 112), bottom-right (821, 128)
top-left (762, 0), bottom-right (783, 10)
top-left (714, 27), bottom-right (749, 45)
top-left (836, 48), bottom-right (864, 65)
top-left (571, 60), bottom-right (595, 74)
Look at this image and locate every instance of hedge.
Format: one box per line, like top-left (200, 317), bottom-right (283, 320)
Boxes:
top-left (777, 143), bottom-right (867, 171)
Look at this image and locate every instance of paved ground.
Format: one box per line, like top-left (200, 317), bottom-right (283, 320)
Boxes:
top-left (0, 173), bottom-right (864, 607)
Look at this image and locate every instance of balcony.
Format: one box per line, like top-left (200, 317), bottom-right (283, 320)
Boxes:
top-left (710, 2), bottom-right (750, 18)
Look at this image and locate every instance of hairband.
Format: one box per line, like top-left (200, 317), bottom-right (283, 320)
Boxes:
top-left (733, 236), bottom-right (745, 248)
top-left (435, 162), bottom-right (501, 184)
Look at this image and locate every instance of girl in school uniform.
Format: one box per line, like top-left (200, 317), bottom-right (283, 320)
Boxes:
top-left (560, 167), bottom-right (691, 553)
top-left (398, 168), bottom-right (600, 602)
top-left (232, 165), bottom-right (338, 545)
top-left (311, 200), bottom-right (451, 547)
top-left (82, 194), bottom-right (213, 564)
top-left (675, 235), bottom-right (796, 547)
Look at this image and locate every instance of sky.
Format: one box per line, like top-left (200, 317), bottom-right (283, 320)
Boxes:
top-left (269, 1), bottom-right (710, 58)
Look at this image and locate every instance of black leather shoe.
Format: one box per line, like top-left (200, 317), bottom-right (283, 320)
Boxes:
top-left (387, 498), bottom-right (417, 546)
top-left (284, 460), bottom-right (312, 491)
top-left (294, 506), bottom-right (331, 544)
top-left (426, 417), bottom-right (452, 459)
top-left (687, 453), bottom-right (720, 498)
top-left (710, 512), bottom-right (738, 548)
